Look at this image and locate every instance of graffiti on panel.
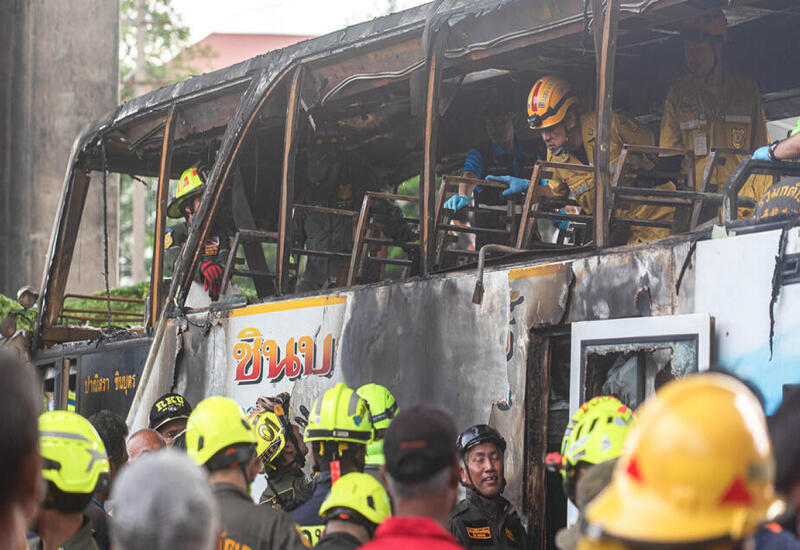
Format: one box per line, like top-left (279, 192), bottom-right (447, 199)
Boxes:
top-left (232, 328), bottom-right (335, 385)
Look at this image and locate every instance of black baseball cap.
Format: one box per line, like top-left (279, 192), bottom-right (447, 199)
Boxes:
top-left (149, 392), bottom-right (192, 431)
top-left (384, 403), bottom-right (457, 483)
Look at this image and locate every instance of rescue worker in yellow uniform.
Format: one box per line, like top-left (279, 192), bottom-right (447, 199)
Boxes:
top-left (577, 373), bottom-right (784, 550)
top-left (659, 8), bottom-right (770, 220)
top-left (165, 165), bottom-right (232, 301)
top-left (185, 396), bottom-right (308, 550)
top-left (526, 76), bottom-right (675, 244)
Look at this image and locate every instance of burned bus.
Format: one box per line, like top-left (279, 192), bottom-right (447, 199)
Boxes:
top-left (7, 0), bottom-right (800, 545)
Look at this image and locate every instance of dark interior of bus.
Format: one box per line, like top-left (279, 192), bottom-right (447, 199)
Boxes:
top-left (62, 0), bottom-right (800, 319)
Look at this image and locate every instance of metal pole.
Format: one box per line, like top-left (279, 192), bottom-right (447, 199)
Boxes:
top-left (420, 28), bottom-right (447, 275)
top-left (592, 0), bottom-right (620, 248)
top-left (277, 66), bottom-right (305, 294)
top-left (148, 106), bottom-right (176, 328)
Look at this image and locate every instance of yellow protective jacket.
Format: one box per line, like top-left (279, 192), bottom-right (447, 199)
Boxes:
top-left (547, 111), bottom-right (674, 244)
top-left (659, 68), bottom-right (770, 215)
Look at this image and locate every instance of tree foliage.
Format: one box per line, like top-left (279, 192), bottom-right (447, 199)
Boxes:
top-left (119, 0), bottom-right (214, 100)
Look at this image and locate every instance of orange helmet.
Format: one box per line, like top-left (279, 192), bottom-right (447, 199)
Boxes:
top-left (527, 76), bottom-right (578, 130)
top-left (680, 8), bottom-right (727, 41)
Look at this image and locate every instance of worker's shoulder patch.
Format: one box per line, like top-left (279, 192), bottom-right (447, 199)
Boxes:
top-left (463, 521), bottom-right (494, 546)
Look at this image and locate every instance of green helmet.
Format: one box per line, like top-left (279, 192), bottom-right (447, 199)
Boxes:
top-left (357, 384), bottom-right (398, 466)
top-left (305, 383), bottom-right (373, 445)
top-left (40, 411), bottom-right (110, 495)
top-left (560, 396), bottom-right (634, 499)
top-left (252, 410), bottom-right (287, 474)
top-left (186, 396), bottom-right (257, 469)
top-left (319, 472), bottom-right (391, 527)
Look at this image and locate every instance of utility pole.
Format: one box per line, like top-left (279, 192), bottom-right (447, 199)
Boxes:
top-left (131, 0), bottom-right (147, 283)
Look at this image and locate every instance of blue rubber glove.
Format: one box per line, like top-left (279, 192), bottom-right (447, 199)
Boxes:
top-left (552, 209), bottom-right (571, 231)
top-left (486, 175), bottom-right (529, 197)
top-left (752, 146), bottom-right (772, 162)
top-left (444, 194), bottom-right (469, 212)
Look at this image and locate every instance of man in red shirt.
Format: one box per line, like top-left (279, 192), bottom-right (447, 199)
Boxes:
top-left (361, 403), bottom-right (465, 550)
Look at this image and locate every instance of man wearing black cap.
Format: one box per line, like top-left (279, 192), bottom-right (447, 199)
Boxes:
top-left (148, 392), bottom-right (192, 446)
top-left (450, 425), bottom-right (527, 550)
top-left (361, 403), bottom-right (464, 550)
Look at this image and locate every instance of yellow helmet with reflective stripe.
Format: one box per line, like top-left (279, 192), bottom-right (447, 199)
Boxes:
top-left (585, 373), bottom-right (783, 545)
top-left (527, 76), bottom-right (578, 130)
top-left (319, 472), bottom-right (391, 526)
top-left (305, 383), bottom-right (373, 444)
top-left (185, 396), bottom-right (257, 469)
top-left (167, 166), bottom-right (206, 218)
top-left (560, 396), bottom-right (634, 499)
top-left (40, 411), bottom-right (110, 495)
top-left (252, 410), bottom-right (287, 473)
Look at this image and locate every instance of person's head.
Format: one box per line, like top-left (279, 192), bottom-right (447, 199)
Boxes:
top-left (167, 167), bottom-right (207, 223)
top-left (88, 409), bottom-right (129, 487)
top-left (304, 383), bottom-right (372, 474)
top-left (558, 396), bottom-right (634, 504)
top-left (0, 351), bottom-right (42, 533)
top-left (357, 384), bottom-right (398, 467)
top-left (456, 424), bottom-right (506, 499)
top-left (251, 393), bottom-right (308, 469)
top-left (527, 75), bottom-right (581, 156)
top-left (39, 411), bottom-right (110, 514)
top-left (126, 429), bottom-right (166, 463)
top-left (319, 472), bottom-right (390, 544)
top-left (580, 373), bottom-right (783, 549)
top-left (149, 392), bottom-right (192, 446)
top-left (252, 410), bottom-right (289, 474)
top-left (383, 403), bottom-right (460, 523)
top-left (185, 396), bottom-right (259, 486)
top-left (109, 450), bottom-right (218, 550)
top-left (680, 9), bottom-right (727, 78)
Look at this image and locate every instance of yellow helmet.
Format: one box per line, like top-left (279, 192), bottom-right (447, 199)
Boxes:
top-left (560, 396), bottom-right (634, 499)
top-left (527, 76), bottom-right (578, 130)
top-left (305, 383), bottom-right (373, 445)
top-left (167, 166), bottom-right (206, 219)
top-left (319, 472), bottom-right (391, 527)
top-left (252, 410), bottom-right (287, 474)
top-left (185, 396), bottom-right (257, 469)
top-left (584, 373), bottom-right (783, 545)
top-left (40, 411), bottom-right (110, 495)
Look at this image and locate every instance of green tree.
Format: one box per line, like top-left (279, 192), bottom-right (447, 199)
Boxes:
top-left (117, 0), bottom-right (213, 284)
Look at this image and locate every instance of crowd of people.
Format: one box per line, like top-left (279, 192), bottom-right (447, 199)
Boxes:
top-left (3, 345), bottom-right (800, 550)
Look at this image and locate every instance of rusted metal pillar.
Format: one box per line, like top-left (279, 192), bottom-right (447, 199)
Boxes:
top-left (420, 28), bottom-right (447, 275)
top-left (60, 358), bottom-right (71, 410)
top-left (592, 0), bottom-right (620, 249)
top-left (277, 66), bottom-right (305, 294)
top-left (148, 106), bottom-right (176, 328)
top-left (526, 333), bottom-right (551, 549)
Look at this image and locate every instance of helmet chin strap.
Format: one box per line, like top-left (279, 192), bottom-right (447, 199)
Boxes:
top-left (551, 119), bottom-right (576, 157)
top-left (460, 457), bottom-right (506, 499)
